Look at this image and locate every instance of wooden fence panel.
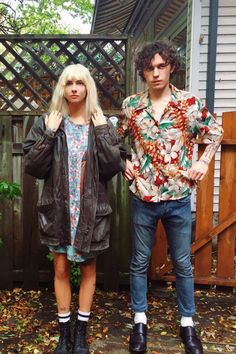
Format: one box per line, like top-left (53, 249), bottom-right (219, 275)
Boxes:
top-left (218, 112), bottom-right (236, 280)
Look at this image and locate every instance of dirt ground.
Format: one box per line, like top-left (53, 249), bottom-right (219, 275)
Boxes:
top-left (0, 283), bottom-right (235, 353)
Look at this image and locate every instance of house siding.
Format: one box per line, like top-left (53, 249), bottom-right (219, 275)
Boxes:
top-left (187, 0), bottom-right (236, 212)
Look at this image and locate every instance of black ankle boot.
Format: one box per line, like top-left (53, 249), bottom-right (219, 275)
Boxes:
top-left (54, 321), bottom-right (72, 354)
top-left (73, 319), bottom-right (89, 354)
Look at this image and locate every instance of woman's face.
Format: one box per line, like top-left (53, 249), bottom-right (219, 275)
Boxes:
top-left (64, 79), bottom-right (87, 104)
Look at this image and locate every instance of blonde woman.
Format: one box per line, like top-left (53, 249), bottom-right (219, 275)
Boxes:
top-left (23, 64), bottom-right (126, 354)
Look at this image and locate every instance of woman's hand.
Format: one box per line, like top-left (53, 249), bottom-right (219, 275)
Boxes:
top-left (45, 111), bottom-right (63, 132)
top-left (91, 112), bottom-right (107, 127)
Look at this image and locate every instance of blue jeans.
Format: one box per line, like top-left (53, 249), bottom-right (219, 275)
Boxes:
top-left (130, 195), bottom-right (195, 317)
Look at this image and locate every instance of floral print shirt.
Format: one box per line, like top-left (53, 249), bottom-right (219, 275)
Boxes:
top-left (49, 116), bottom-right (92, 262)
top-left (118, 85), bottom-right (223, 202)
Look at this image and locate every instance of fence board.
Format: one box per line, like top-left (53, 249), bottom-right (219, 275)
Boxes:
top-left (22, 117), bottom-right (40, 289)
top-left (103, 176), bottom-right (120, 291)
top-left (218, 112), bottom-right (236, 279)
top-left (116, 176), bottom-right (132, 280)
top-left (0, 117), bottom-right (14, 289)
top-left (195, 148), bottom-right (214, 277)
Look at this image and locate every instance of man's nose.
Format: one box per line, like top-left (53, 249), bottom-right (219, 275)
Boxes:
top-left (153, 67), bottom-right (159, 77)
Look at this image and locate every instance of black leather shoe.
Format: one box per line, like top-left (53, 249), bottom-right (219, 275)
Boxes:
top-left (54, 321), bottom-right (72, 354)
top-left (180, 326), bottom-right (203, 354)
top-left (129, 323), bottom-right (147, 352)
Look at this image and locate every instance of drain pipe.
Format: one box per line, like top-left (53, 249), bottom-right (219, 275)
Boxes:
top-left (206, 0), bottom-right (219, 114)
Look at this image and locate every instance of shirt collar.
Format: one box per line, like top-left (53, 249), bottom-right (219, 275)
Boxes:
top-left (134, 84), bottom-right (183, 112)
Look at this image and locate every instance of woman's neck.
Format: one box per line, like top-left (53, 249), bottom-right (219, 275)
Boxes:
top-left (68, 102), bottom-right (87, 124)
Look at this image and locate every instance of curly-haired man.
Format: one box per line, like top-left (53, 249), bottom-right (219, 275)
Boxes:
top-left (118, 40), bottom-right (223, 353)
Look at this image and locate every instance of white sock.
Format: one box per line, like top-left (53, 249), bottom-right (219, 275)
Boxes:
top-left (58, 312), bottom-right (70, 323)
top-left (181, 316), bottom-right (194, 327)
top-left (78, 309), bottom-right (90, 322)
top-left (134, 312), bottom-right (147, 325)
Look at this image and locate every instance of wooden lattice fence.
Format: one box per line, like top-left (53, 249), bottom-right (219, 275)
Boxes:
top-left (0, 34), bottom-right (128, 113)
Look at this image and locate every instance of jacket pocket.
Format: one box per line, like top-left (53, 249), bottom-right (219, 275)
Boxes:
top-left (96, 202), bottom-right (112, 216)
top-left (37, 200), bottom-right (55, 237)
top-left (91, 203), bottom-right (112, 244)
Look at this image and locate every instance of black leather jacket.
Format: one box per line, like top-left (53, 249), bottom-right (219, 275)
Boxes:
top-left (23, 116), bottom-right (126, 253)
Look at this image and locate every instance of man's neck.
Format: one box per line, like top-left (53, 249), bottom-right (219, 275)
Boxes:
top-left (149, 84), bottom-right (172, 102)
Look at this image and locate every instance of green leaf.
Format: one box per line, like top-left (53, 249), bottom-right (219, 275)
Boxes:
top-left (0, 0), bottom-right (94, 34)
top-left (0, 180), bottom-right (22, 200)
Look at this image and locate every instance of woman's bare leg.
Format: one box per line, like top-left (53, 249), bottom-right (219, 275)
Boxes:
top-left (78, 258), bottom-right (96, 311)
top-left (53, 252), bottom-right (71, 313)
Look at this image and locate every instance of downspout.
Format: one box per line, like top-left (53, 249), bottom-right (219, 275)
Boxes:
top-left (90, 0), bottom-right (99, 34)
top-left (206, 0), bottom-right (219, 114)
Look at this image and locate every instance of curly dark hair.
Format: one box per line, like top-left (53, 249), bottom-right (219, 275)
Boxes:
top-left (135, 40), bottom-right (181, 81)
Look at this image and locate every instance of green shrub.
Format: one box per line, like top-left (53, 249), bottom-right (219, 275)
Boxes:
top-left (0, 180), bottom-right (22, 249)
top-left (0, 180), bottom-right (22, 200)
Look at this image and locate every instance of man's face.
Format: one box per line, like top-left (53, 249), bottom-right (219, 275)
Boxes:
top-left (143, 53), bottom-right (174, 91)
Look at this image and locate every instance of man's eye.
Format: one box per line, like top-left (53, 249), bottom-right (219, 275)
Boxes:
top-left (147, 66), bottom-right (153, 71)
top-left (159, 63), bottom-right (168, 69)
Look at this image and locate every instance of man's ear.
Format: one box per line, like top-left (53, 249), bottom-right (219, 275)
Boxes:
top-left (170, 65), bottom-right (175, 74)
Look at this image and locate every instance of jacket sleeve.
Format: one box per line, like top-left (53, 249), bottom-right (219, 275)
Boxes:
top-left (94, 119), bottom-right (127, 181)
top-left (23, 116), bottom-right (56, 179)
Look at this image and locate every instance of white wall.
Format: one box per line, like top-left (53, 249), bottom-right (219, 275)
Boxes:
top-left (187, 0), bottom-right (236, 211)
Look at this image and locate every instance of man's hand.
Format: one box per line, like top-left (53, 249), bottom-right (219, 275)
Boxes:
top-left (91, 112), bottom-right (107, 127)
top-left (45, 111), bottom-right (63, 132)
top-left (123, 159), bottom-right (134, 181)
top-left (188, 160), bottom-right (209, 181)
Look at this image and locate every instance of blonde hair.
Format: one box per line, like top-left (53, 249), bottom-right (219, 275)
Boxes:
top-left (49, 64), bottom-right (102, 120)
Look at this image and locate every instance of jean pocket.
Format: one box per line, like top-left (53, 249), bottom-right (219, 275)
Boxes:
top-left (175, 195), bottom-right (191, 203)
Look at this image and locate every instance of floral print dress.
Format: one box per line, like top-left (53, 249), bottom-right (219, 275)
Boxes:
top-left (49, 116), bottom-right (96, 262)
